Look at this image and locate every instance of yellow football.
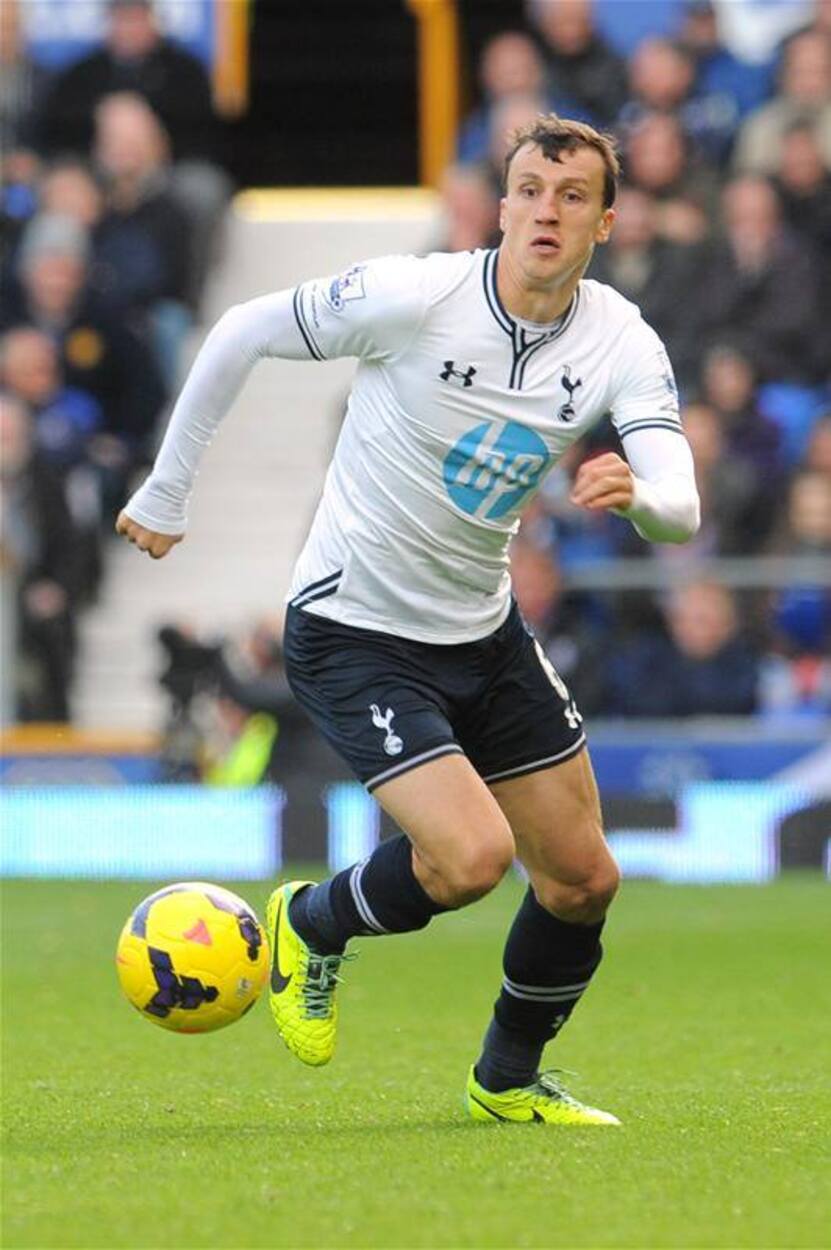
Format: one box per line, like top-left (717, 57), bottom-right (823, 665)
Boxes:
top-left (116, 882), bottom-right (268, 1033)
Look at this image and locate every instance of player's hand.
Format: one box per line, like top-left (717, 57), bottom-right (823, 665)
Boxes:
top-left (115, 510), bottom-right (183, 559)
top-left (570, 453), bottom-right (635, 513)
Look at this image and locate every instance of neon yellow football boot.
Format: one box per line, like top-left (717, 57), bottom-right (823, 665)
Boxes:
top-left (266, 880), bottom-right (351, 1067)
top-left (465, 1066), bottom-right (621, 1125)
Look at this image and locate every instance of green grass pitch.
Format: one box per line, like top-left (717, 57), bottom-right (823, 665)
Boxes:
top-left (2, 874), bottom-right (830, 1249)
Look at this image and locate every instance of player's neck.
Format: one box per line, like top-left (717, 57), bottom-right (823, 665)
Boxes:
top-left (496, 247), bottom-right (582, 324)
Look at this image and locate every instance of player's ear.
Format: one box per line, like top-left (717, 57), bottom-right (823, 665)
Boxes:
top-left (499, 197), bottom-right (507, 233)
top-left (595, 208), bottom-right (615, 244)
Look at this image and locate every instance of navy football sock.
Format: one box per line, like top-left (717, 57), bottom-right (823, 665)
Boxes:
top-left (476, 886), bottom-right (605, 1093)
top-left (289, 833), bottom-right (448, 954)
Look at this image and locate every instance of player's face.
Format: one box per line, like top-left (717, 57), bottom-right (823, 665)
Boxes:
top-left (500, 144), bottom-right (614, 288)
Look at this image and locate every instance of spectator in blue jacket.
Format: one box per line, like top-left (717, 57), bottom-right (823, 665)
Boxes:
top-left (677, 1), bottom-right (773, 154)
top-left (529, 0), bottom-right (629, 124)
top-left (0, 212), bottom-right (166, 516)
top-left (606, 581), bottom-right (759, 716)
top-left (0, 390), bottom-right (80, 720)
top-left (696, 175), bottom-right (822, 382)
top-left (457, 31), bottom-right (551, 165)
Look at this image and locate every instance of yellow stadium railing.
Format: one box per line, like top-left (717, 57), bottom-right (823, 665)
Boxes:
top-left (213, 0), bottom-right (250, 118)
top-left (406, 0), bottom-right (460, 186)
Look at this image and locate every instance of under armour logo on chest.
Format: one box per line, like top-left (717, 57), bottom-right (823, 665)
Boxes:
top-left (440, 361), bottom-right (477, 387)
top-left (557, 365), bottom-right (583, 421)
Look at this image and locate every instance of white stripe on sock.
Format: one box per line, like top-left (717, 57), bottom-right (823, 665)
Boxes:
top-left (502, 978), bottom-right (591, 1003)
top-left (349, 862), bottom-right (389, 934)
top-left (504, 977), bottom-right (591, 996)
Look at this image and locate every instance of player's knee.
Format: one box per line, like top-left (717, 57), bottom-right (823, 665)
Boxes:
top-left (588, 860), bottom-right (621, 914)
top-left (537, 858), bottom-right (620, 923)
top-left (441, 833), bottom-right (514, 906)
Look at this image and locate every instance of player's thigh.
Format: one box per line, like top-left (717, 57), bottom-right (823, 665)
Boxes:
top-left (460, 603), bottom-right (586, 787)
top-left (374, 752), bottom-right (515, 887)
top-left (489, 747), bottom-right (617, 893)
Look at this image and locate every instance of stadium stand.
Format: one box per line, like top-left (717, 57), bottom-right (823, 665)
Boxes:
top-left (1, 0), bottom-right (829, 736)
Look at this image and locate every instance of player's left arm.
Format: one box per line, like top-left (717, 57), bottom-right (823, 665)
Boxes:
top-left (570, 431), bottom-right (700, 543)
top-left (573, 320), bottom-right (700, 544)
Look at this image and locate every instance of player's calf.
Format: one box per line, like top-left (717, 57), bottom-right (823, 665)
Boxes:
top-left (474, 881), bottom-right (613, 1094)
top-left (288, 833), bottom-right (454, 957)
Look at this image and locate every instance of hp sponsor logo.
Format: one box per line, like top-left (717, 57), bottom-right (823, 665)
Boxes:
top-left (443, 420), bottom-right (550, 520)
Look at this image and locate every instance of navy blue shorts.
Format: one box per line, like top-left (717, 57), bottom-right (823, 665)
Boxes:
top-left (283, 602), bottom-right (587, 793)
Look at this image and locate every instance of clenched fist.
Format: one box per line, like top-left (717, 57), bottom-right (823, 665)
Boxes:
top-left (570, 452), bottom-right (635, 514)
top-left (115, 510), bottom-right (183, 559)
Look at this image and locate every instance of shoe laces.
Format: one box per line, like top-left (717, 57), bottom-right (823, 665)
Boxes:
top-left (533, 1069), bottom-right (581, 1106)
top-left (300, 951), bottom-right (355, 1019)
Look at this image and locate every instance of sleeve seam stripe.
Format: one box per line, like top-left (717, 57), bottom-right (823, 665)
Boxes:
top-left (292, 287), bottom-right (325, 361)
top-left (618, 421), bottom-right (684, 438)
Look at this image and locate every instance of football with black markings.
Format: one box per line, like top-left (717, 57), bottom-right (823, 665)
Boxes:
top-left (116, 883), bottom-right (268, 1033)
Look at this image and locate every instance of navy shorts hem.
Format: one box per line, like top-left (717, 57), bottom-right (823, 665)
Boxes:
top-left (365, 743), bottom-right (465, 793)
top-left (480, 733), bottom-right (587, 784)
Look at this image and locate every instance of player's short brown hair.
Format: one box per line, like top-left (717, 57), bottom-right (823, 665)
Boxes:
top-left (503, 114), bottom-right (621, 208)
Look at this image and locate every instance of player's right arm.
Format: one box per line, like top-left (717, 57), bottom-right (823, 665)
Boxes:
top-left (116, 256), bottom-right (429, 555)
top-left (601, 316), bottom-right (700, 544)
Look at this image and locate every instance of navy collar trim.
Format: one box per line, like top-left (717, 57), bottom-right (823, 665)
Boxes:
top-left (483, 249), bottom-right (580, 344)
top-left (483, 250), bottom-right (582, 389)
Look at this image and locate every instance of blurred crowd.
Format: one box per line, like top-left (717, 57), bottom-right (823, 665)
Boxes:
top-left (149, 614), bottom-right (345, 835)
top-left (1, 0), bottom-right (829, 727)
top-left (0, 0), bottom-right (231, 720)
top-left (444, 0), bottom-right (831, 720)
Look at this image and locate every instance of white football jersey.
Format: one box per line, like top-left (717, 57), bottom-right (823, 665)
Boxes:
top-left (286, 248), bottom-right (683, 642)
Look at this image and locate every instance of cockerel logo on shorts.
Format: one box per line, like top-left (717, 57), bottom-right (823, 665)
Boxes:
top-left (370, 704), bottom-right (404, 756)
